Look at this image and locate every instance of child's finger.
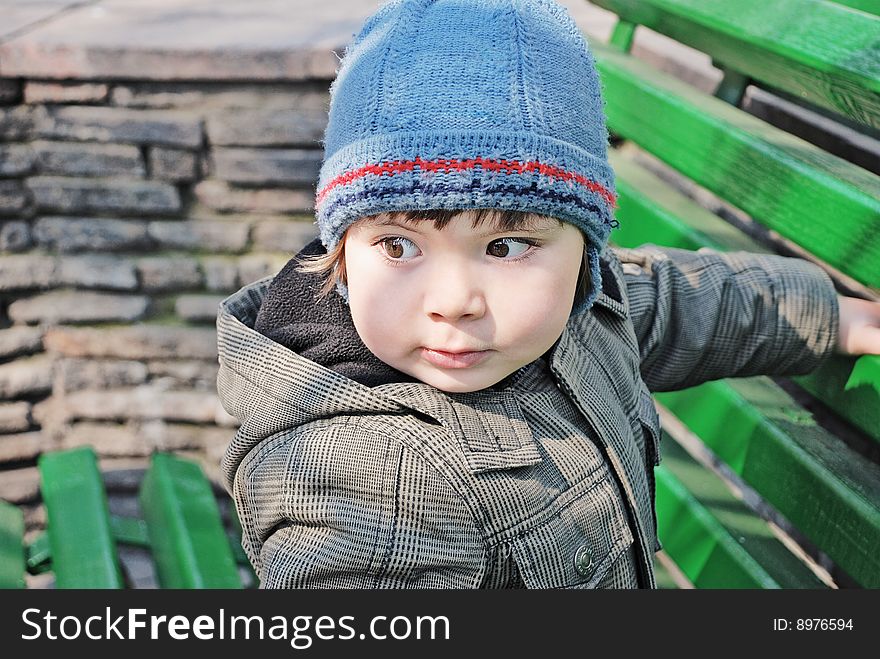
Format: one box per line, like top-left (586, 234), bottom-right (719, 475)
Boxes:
top-left (849, 325), bottom-right (880, 356)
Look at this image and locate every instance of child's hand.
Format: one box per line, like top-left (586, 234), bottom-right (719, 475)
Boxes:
top-left (836, 295), bottom-right (880, 355)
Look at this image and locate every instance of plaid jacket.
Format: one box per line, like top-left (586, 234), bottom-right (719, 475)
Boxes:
top-left (218, 245), bottom-right (839, 588)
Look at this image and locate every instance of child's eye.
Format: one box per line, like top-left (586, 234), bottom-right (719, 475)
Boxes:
top-left (487, 237), bottom-right (535, 259)
top-left (377, 236), bottom-right (420, 260)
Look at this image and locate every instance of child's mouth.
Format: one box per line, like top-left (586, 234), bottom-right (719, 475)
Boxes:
top-left (420, 348), bottom-right (491, 369)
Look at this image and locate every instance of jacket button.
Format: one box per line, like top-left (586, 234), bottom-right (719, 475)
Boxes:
top-left (574, 544), bottom-right (595, 578)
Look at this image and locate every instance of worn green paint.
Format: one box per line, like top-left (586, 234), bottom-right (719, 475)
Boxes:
top-left (609, 151), bottom-right (772, 253)
top-left (591, 0), bottom-right (880, 128)
top-left (609, 150), bottom-right (880, 444)
top-left (595, 41), bottom-right (880, 288)
top-left (139, 453), bottom-right (241, 589)
top-left (0, 500), bottom-right (25, 588)
top-left (656, 377), bottom-right (880, 587)
top-left (656, 436), bottom-right (826, 588)
top-left (38, 447), bottom-right (124, 588)
top-left (795, 356), bottom-right (880, 445)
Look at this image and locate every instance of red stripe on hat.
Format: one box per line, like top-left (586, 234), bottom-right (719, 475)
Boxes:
top-left (315, 156), bottom-right (616, 209)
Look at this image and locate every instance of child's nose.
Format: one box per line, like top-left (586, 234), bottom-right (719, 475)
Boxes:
top-left (422, 263), bottom-right (487, 321)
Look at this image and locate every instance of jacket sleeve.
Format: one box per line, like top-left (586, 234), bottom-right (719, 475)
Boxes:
top-left (232, 421), bottom-right (487, 588)
top-left (611, 244), bottom-right (840, 393)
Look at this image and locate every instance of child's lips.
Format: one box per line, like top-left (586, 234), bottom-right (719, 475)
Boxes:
top-left (420, 347), bottom-right (492, 369)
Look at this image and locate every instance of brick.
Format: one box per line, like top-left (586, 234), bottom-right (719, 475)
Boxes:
top-left (252, 219), bottom-right (317, 253)
top-left (0, 431), bottom-right (44, 464)
top-left (206, 108), bottom-right (325, 147)
top-left (0, 106), bottom-right (35, 140)
top-left (0, 402), bottom-right (32, 433)
top-left (147, 146), bottom-right (199, 182)
top-left (44, 325), bottom-right (217, 360)
top-left (0, 79), bottom-right (22, 105)
top-left (34, 216), bottom-right (151, 253)
top-left (136, 256), bottom-right (202, 291)
top-left (31, 140), bottom-right (145, 178)
top-left (0, 144), bottom-right (35, 176)
top-left (200, 256), bottom-right (239, 292)
top-left (0, 327), bottom-right (43, 360)
top-left (111, 82), bottom-right (329, 111)
top-left (26, 176), bottom-right (181, 216)
top-left (62, 387), bottom-right (225, 424)
top-left (55, 358), bottom-right (149, 393)
top-left (0, 221), bottom-right (33, 252)
top-left (0, 179), bottom-right (29, 215)
top-left (146, 360), bottom-right (219, 390)
top-left (24, 81), bottom-right (109, 104)
top-left (212, 147), bottom-right (321, 186)
top-left (0, 354), bottom-right (53, 399)
top-left (8, 291), bottom-right (150, 325)
top-left (0, 431), bottom-right (44, 462)
top-left (111, 84), bottom-right (207, 109)
top-left (238, 254), bottom-right (289, 286)
top-left (61, 422), bottom-right (147, 457)
top-left (148, 219), bottom-right (249, 252)
top-left (57, 255), bottom-right (139, 291)
top-left (0, 467), bottom-right (40, 503)
top-left (36, 105), bottom-right (203, 148)
top-left (175, 295), bottom-right (224, 323)
top-left (194, 179), bottom-right (314, 214)
top-left (0, 254), bottom-right (56, 291)
top-left (140, 421), bottom-right (231, 452)
top-left (61, 422), bottom-right (153, 458)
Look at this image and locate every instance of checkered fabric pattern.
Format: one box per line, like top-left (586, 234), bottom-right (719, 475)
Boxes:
top-left (217, 245), bottom-right (839, 588)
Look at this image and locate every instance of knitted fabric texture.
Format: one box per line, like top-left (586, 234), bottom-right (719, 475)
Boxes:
top-left (315, 0), bottom-right (618, 313)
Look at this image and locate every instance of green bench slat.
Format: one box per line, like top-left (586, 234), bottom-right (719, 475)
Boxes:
top-left (609, 151), bottom-right (774, 254)
top-left (139, 453), bottom-right (241, 589)
top-left (609, 150), bottom-right (880, 445)
top-left (591, 0), bottom-right (880, 128)
top-left (38, 447), bottom-right (124, 589)
top-left (110, 515), bottom-right (151, 548)
top-left (651, 552), bottom-right (683, 589)
top-left (833, 1), bottom-right (879, 16)
top-left (25, 532), bottom-right (51, 574)
top-left (655, 378), bottom-right (880, 587)
top-left (0, 500), bottom-right (26, 589)
top-left (593, 40), bottom-right (880, 288)
top-left (656, 434), bottom-right (826, 589)
top-left (795, 357), bottom-right (880, 445)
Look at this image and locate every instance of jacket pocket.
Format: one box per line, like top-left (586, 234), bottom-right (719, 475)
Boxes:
top-left (509, 468), bottom-right (634, 588)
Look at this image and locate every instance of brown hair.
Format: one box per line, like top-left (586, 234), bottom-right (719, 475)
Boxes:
top-left (297, 208), bottom-right (592, 306)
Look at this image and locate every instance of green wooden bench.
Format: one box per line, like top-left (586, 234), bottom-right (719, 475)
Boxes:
top-left (590, 0), bottom-right (880, 587)
top-left (1, 446), bottom-right (254, 589)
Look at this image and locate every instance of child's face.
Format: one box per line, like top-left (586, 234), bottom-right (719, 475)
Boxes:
top-left (344, 212), bottom-right (585, 393)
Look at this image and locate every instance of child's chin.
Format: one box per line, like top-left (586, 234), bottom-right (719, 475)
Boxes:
top-left (416, 369), bottom-right (504, 394)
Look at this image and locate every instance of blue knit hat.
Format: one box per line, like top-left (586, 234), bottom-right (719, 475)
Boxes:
top-left (315, 0), bottom-right (617, 313)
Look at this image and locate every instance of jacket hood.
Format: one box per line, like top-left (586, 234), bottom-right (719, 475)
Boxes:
top-left (216, 275), bottom-right (416, 493)
top-left (253, 238), bottom-right (417, 388)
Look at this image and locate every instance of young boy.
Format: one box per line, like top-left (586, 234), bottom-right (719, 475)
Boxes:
top-left (217, 0), bottom-right (880, 588)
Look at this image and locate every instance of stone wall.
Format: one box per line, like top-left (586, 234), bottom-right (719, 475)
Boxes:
top-left (0, 75), bottom-right (330, 521)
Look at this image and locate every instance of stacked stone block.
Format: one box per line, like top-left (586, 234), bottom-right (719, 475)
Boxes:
top-left (0, 76), bottom-right (329, 505)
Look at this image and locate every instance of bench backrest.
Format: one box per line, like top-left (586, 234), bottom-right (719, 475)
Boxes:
top-left (589, 0), bottom-right (880, 588)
